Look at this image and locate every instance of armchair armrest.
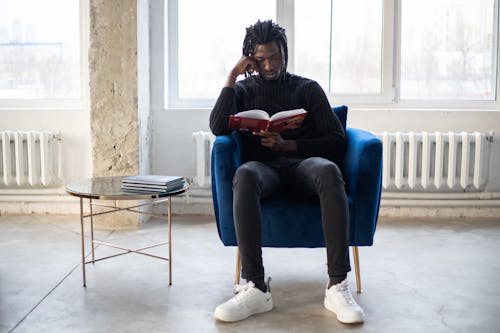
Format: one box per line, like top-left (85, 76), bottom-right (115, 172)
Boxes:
top-left (211, 132), bottom-right (243, 243)
top-left (342, 128), bottom-right (383, 244)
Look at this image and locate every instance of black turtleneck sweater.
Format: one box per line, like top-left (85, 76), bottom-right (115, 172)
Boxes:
top-left (209, 73), bottom-right (346, 165)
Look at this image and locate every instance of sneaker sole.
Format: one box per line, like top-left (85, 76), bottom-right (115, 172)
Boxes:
top-left (214, 301), bottom-right (273, 322)
top-left (324, 299), bottom-right (364, 324)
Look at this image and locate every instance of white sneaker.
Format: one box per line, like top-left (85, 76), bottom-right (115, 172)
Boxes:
top-left (324, 279), bottom-right (365, 324)
top-left (214, 280), bottom-right (273, 322)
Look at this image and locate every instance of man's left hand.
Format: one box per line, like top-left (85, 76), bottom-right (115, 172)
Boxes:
top-left (253, 131), bottom-right (296, 152)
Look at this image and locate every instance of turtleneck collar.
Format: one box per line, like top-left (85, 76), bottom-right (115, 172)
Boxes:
top-left (254, 72), bottom-right (289, 86)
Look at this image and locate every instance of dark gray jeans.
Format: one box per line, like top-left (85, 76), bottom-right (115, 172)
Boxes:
top-left (232, 156), bottom-right (351, 283)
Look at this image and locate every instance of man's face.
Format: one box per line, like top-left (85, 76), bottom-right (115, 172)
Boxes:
top-left (252, 42), bottom-right (283, 81)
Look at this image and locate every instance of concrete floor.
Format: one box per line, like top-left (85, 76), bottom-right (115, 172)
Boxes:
top-left (0, 215), bottom-right (499, 333)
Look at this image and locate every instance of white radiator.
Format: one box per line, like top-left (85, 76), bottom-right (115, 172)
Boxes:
top-left (0, 131), bottom-right (62, 187)
top-left (191, 130), bottom-right (492, 192)
top-left (192, 131), bottom-right (215, 187)
top-left (378, 131), bottom-right (492, 191)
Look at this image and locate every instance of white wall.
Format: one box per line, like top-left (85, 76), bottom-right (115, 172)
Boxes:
top-left (153, 108), bottom-right (210, 176)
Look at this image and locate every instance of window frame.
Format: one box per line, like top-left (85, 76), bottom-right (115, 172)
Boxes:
top-left (0, 0), bottom-right (89, 110)
top-left (392, 0), bottom-right (500, 110)
top-left (165, 0), bottom-right (500, 110)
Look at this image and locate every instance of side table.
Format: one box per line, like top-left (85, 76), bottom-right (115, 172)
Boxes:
top-left (66, 176), bottom-right (189, 287)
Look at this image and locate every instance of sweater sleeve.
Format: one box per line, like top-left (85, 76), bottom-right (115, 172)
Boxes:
top-left (209, 87), bottom-right (238, 136)
top-left (295, 82), bottom-right (347, 162)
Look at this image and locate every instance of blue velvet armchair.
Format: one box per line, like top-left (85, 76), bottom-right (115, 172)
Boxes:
top-left (210, 106), bottom-right (383, 292)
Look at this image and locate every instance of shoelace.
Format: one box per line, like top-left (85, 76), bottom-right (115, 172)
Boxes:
top-left (233, 277), bottom-right (271, 294)
top-left (233, 281), bottom-right (252, 293)
top-left (337, 283), bottom-right (355, 305)
top-left (232, 282), bottom-right (257, 305)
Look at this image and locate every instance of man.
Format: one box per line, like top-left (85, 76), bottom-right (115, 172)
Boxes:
top-left (209, 20), bottom-right (364, 324)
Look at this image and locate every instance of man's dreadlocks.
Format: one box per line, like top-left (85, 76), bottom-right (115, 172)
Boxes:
top-left (242, 20), bottom-right (288, 79)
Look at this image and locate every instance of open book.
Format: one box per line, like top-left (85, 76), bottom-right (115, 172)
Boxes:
top-left (228, 108), bottom-right (307, 132)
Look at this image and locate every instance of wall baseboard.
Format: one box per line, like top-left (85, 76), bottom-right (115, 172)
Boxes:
top-left (379, 205), bottom-right (500, 218)
top-left (0, 194), bottom-right (80, 215)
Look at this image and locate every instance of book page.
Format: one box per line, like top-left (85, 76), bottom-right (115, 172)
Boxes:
top-left (269, 108), bottom-right (307, 121)
top-left (234, 109), bottom-right (270, 120)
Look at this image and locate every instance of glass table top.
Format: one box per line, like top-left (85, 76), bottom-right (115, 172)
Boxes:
top-left (66, 176), bottom-right (189, 200)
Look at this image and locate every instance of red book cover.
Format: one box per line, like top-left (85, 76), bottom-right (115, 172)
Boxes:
top-left (228, 109), bottom-right (307, 133)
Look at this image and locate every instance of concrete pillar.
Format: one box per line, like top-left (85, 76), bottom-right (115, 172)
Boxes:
top-left (89, 0), bottom-right (139, 229)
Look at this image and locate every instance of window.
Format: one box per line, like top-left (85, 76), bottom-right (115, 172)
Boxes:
top-left (400, 0), bottom-right (496, 101)
top-left (167, 0), bottom-right (499, 108)
top-left (295, 0), bottom-right (383, 95)
top-left (168, 0), bottom-right (275, 107)
top-left (0, 0), bottom-right (83, 106)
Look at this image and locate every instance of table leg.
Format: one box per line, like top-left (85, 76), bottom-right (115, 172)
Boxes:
top-left (90, 198), bottom-right (95, 262)
top-left (168, 197), bottom-right (172, 285)
top-left (80, 197), bottom-right (86, 287)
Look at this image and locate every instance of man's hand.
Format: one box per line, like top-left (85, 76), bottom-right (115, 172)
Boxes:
top-left (280, 118), bottom-right (303, 131)
top-left (225, 56), bottom-right (258, 88)
top-left (253, 131), bottom-right (297, 152)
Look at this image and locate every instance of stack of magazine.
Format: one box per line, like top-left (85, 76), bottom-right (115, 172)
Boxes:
top-left (121, 175), bottom-right (185, 193)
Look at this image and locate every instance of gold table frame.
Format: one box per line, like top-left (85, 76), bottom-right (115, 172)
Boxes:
top-left (66, 176), bottom-right (188, 287)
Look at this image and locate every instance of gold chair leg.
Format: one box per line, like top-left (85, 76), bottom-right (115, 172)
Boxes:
top-left (234, 248), bottom-right (241, 286)
top-left (352, 246), bottom-right (362, 293)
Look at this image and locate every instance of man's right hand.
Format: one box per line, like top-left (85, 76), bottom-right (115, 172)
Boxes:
top-left (225, 56), bottom-right (258, 88)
